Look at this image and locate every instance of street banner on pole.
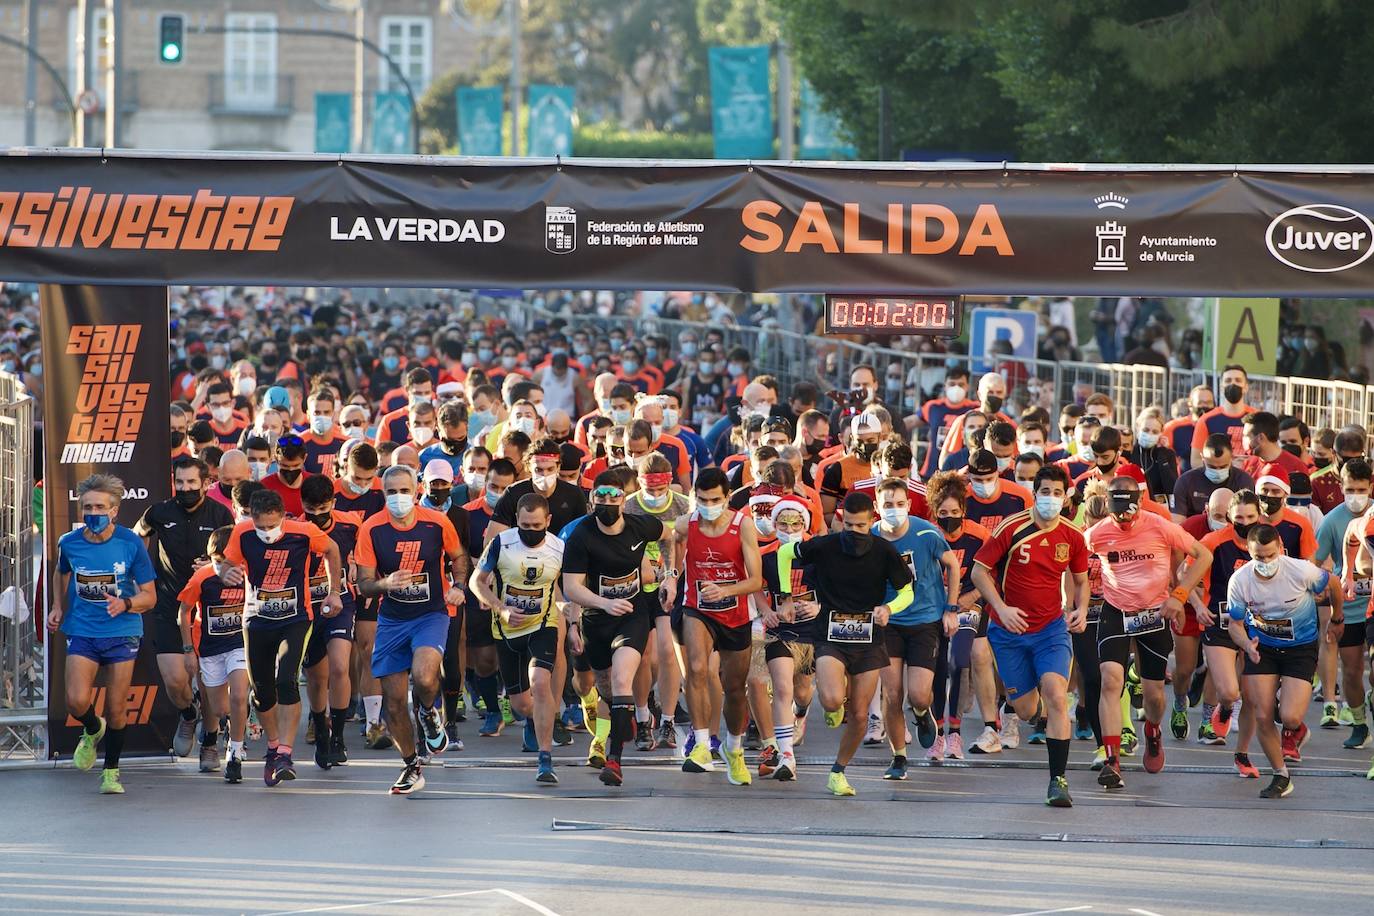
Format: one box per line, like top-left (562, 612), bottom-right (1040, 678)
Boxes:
top-left (709, 46), bottom-right (772, 158)
top-left (314, 92), bottom-right (351, 154)
top-left (526, 85), bottom-right (574, 157)
top-left (372, 92), bottom-right (412, 154)
top-left (799, 80), bottom-right (855, 160)
top-left (457, 86), bottom-right (505, 157)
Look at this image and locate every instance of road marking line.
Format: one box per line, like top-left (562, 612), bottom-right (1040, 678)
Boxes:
top-left (259, 887), bottom-right (562, 916)
top-left (1129, 910), bottom-right (1166, 916)
top-left (1003, 907), bottom-right (1094, 916)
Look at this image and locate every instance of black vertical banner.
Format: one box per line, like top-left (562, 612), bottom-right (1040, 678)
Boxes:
top-left (40, 285), bottom-right (175, 759)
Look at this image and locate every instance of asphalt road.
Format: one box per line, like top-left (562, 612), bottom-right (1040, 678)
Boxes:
top-left (3, 704), bottom-right (1373, 916)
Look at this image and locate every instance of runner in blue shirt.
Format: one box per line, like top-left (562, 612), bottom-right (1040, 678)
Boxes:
top-left (47, 474), bottom-right (157, 795)
top-left (1313, 457), bottom-right (1372, 748)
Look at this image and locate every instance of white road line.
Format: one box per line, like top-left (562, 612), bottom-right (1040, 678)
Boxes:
top-left (1129, 909), bottom-right (1166, 916)
top-left (259, 887), bottom-right (563, 916)
top-left (1003, 907), bottom-right (1094, 916)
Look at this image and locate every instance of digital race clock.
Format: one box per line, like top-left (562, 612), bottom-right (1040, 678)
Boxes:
top-left (823, 294), bottom-right (964, 337)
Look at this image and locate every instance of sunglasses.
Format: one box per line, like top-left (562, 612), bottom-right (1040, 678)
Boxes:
top-left (592, 486), bottom-right (624, 499)
top-left (277, 434), bottom-right (304, 448)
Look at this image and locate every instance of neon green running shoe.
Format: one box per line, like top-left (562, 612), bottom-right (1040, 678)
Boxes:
top-left (827, 771), bottom-right (856, 796)
top-left (682, 742), bottom-right (715, 773)
top-left (724, 747), bottom-right (751, 786)
top-left (824, 709), bottom-right (843, 729)
top-left (99, 768), bottom-right (124, 794)
top-left (73, 716), bottom-right (105, 772)
top-left (500, 696), bottom-right (516, 725)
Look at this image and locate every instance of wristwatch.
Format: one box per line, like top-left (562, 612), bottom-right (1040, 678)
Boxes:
top-left (945, 604), bottom-right (960, 614)
top-left (122, 597), bottom-right (133, 614)
top-left (181, 644), bottom-right (194, 654)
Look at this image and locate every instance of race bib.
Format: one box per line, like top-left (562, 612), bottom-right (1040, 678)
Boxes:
top-left (503, 585), bottom-right (545, 617)
top-left (1123, 604), bottom-right (1165, 636)
top-left (74, 570), bottom-right (118, 602)
top-left (388, 571), bottom-right (432, 604)
top-left (1354, 578), bottom-right (1372, 598)
top-left (1249, 612), bottom-right (1295, 642)
top-left (827, 610), bottom-right (874, 644)
top-left (254, 586), bottom-right (299, 621)
top-left (1086, 598), bottom-right (1104, 625)
top-left (308, 572), bottom-right (329, 602)
top-left (206, 602), bottom-right (244, 637)
top-left (598, 571), bottom-right (640, 600)
top-left (696, 579), bottom-right (739, 614)
top-left (957, 607), bottom-right (982, 631)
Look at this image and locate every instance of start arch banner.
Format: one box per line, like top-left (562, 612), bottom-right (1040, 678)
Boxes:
top-left (3, 150), bottom-right (1374, 296)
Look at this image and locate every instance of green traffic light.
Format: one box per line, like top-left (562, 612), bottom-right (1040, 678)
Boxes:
top-left (161, 43), bottom-right (181, 62)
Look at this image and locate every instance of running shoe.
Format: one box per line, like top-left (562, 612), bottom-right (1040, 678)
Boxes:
top-left (757, 744), bottom-right (779, 778)
top-left (536, 758), bottom-right (558, 785)
top-left (744, 721), bottom-right (762, 751)
top-left (314, 730), bottom-right (333, 770)
top-left (1259, 774), bottom-right (1293, 799)
top-left (224, 755), bottom-right (242, 784)
top-left (683, 742), bottom-right (715, 773)
top-left (99, 768), bottom-right (124, 795)
top-left (1321, 702), bottom-right (1339, 728)
top-left (883, 756), bottom-right (909, 780)
top-left (724, 747), bottom-right (752, 786)
top-left (1121, 726), bottom-right (1138, 756)
top-left (999, 714), bottom-right (1020, 750)
top-left (1283, 723), bottom-right (1310, 763)
top-left (773, 752), bottom-right (796, 782)
top-left (1338, 703), bottom-right (1355, 727)
top-left (73, 717), bottom-right (105, 771)
top-left (263, 748), bottom-right (281, 786)
top-left (582, 691), bottom-right (600, 732)
top-left (1170, 708), bottom-right (1189, 741)
top-left (274, 752), bottom-right (297, 783)
top-left (1143, 722), bottom-right (1165, 773)
top-left (599, 759), bottom-right (623, 787)
top-left (1073, 720), bottom-right (1095, 741)
top-left (522, 718), bottom-right (538, 753)
top-left (946, 732), bottom-right (965, 760)
top-left (305, 717), bottom-right (316, 745)
top-left (656, 721), bottom-right (677, 750)
top-left (1233, 752), bottom-right (1260, 778)
top-left (969, 726), bottom-right (1002, 755)
top-left (1209, 704), bottom-right (1233, 740)
top-left (925, 734), bottom-right (946, 763)
top-left (1097, 758), bottom-right (1124, 790)
top-left (452, 694), bottom-right (467, 723)
top-left (330, 734), bottom-right (350, 766)
top-left (587, 736), bottom-right (607, 769)
top-left (635, 721), bottom-right (656, 752)
top-left (1197, 720), bottom-right (1222, 745)
top-left (445, 721), bottom-right (460, 747)
top-left (827, 771), bottom-right (856, 797)
top-left (479, 711), bottom-right (504, 737)
top-left (500, 696), bottom-right (517, 725)
top-left (824, 709), bottom-right (843, 729)
top-left (1046, 776), bottom-right (1073, 808)
top-left (1091, 746), bottom-right (1107, 771)
top-left (1027, 720), bottom-right (1047, 746)
top-left (561, 704), bottom-right (585, 731)
top-left (365, 723), bottom-right (394, 750)
top-left (553, 717), bottom-right (573, 747)
top-left (390, 762), bottom-right (425, 795)
top-left (1367, 758), bottom-right (1374, 780)
top-left (710, 735), bottom-right (723, 761)
top-left (418, 705), bottom-right (448, 755)
top-left (173, 713), bottom-right (198, 758)
top-left (913, 709), bottom-right (938, 749)
top-left (1345, 723), bottom-right (1371, 750)
top-left (247, 709), bottom-right (263, 743)
top-left (200, 743), bottom-right (222, 773)
top-left (863, 714), bottom-right (886, 746)
top-left (1187, 667), bottom-right (1207, 708)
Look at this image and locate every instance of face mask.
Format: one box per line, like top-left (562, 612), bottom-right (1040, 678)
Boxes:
top-left (517, 527), bottom-right (546, 547)
top-left (727, 362), bottom-right (745, 377)
top-left (650, 424), bottom-right (663, 442)
top-left (1287, 496), bottom-right (1312, 508)
top-left (1201, 514), bottom-right (1225, 532)
top-left (1137, 431), bottom-right (1159, 449)
top-left (278, 467), bottom-right (302, 485)
top-left (945, 384), bottom-right (966, 403)
top-left (609, 338), bottom-right (625, 352)
top-left (310, 415), bottom-right (334, 436)
top-left (470, 410), bottom-right (494, 434)
top-left (1258, 495), bottom-right (1285, 516)
top-left (1346, 494), bottom-right (1371, 515)
top-left (1223, 384), bottom-right (1244, 405)
top-left (594, 503), bottom-right (622, 526)
top-left (1232, 521), bottom-right (1255, 539)
top-left (170, 431), bottom-right (186, 449)
top-left (386, 493), bottom-right (415, 517)
top-left (411, 427), bottom-right (435, 447)
top-left (260, 353), bottom-right (278, 369)
top-left (532, 473), bottom-right (557, 492)
top-left (175, 490), bottom-right (201, 509)
top-left (972, 480), bottom-right (997, 499)
top-left (641, 491), bottom-right (669, 509)
top-left (696, 502), bottom-right (724, 521)
top-left (1204, 465), bottom-right (1229, 484)
top-left (1192, 404), bottom-right (1209, 418)
top-left (937, 515), bottom-right (962, 535)
top-left (485, 488), bottom-right (502, 509)
top-left (1021, 445), bottom-right (1044, 459)
top-left (854, 442), bottom-right (877, 462)
top-left (382, 355), bottom-right (400, 373)
top-left (466, 472), bottom-right (486, 494)
top-left (839, 530), bottom-right (872, 556)
top-left (210, 405), bottom-right (234, 425)
top-left (305, 511), bottom-right (332, 529)
top-left (218, 481), bottom-right (234, 499)
top-left (1034, 495), bottom-right (1064, 519)
top-left (681, 342), bottom-right (698, 357)
top-left (879, 507), bottom-right (908, 528)
top-left (511, 417), bottom-right (537, 437)
top-left (478, 348), bottom-right (494, 363)
top-left (983, 395), bottom-right (1003, 414)
top-left (1255, 559), bottom-right (1280, 577)
top-left (995, 456), bottom-right (1012, 471)
top-left (256, 525), bottom-right (284, 544)
top-left (414, 344), bottom-right (430, 360)
top-left (426, 487), bottom-right (451, 508)
top-left (345, 477), bottom-right (370, 495)
top-left (776, 530), bottom-right (802, 544)
top-left (345, 424), bottom-right (365, 441)
top-left (598, 397), bottom-right (613, 413)
top-left (645, 348), bottom-right (658, 362)
top-left (461, 352), bottom-right (477, 368)
top-left (1015, 478), bottom-right (1036, 491)
top-left (235, 377), bottom-right (255, 397)
top-left (611, 408), bottom-right (633, 426)
top-left (83, 513), bottom-right (111, 534)
top-left (621, 360), bottom-right (640, 375)
top-left (501, 356), bottom-right (517, 370)
top-left (662, 408), bottom-right (679, 429)
top-left (249, 461), bottom-right (269, 482)
top-left (1109, 492), bottom-right (1140, 520)
top-left (755, 516), bottom-right (775, 537)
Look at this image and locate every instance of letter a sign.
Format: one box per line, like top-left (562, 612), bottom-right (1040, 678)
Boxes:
top-left (1211, 298), bottom-right (1279, 375)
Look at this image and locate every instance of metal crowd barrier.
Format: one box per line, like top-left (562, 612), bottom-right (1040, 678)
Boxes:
top-left (0, 370), bottom-right (43, 767)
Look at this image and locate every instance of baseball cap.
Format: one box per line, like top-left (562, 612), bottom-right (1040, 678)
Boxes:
top-left (422, 459), bottom-right (455, 483)
top-left (264, 386), bottom-right (291, 411)
top-left (967, 449), bottom-right (999, 476)
top-left (853, 411), bottom-right (883, 435)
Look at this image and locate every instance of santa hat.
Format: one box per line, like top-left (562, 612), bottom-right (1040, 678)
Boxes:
top-left (1256, 462), bottom-right (1291, 495)
top-left (770, 495), bottom-right (812, 529)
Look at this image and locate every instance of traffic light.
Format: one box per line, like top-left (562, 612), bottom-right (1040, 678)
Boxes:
top-left (158, 14), bottom-right (184, 64)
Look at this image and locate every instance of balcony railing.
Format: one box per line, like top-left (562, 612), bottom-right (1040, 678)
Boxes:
top-left (208, 73), bottom-right (294, 117)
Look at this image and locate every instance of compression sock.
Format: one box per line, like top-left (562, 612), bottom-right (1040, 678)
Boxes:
top-left (228, 739), bottom-right (244, 761)
top-left (104, 727), bottom-right (125, 769)
top-left (443, 691), bottom-right (460, 723)
top-left (331, 707), bottom-right (349, 738)
top-left (608, 695), bottom-right (634, 762)
top-left (363, 695), bottom-right (383, 726)
top-left (179, 703), bottom-right (198, 722)
top-left (475, 673), bottom-right (501, 717)
top-left (636, 704), bottom-right (651, 725)
top-left (1352, 704), bottom-right (1367, 725)
top-left (201, 728), bottom-right (219, 748)
top-left (777, 724), bottom-right (794, 756)
top-left (77, 707), bottom-right (101, 733)
top-left (1104, 734), bottom-right (1122, 763)
top-left (1048, 737), bottom-right (1070, 779)
top-left (311, 710), bottom-right (329, 742)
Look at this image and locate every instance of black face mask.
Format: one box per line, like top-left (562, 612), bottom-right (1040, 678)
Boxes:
top-left (442, 437), bottom-right (467, 454)
top-left (260, 353), bottom-right (279, 369)
top-left (278, 467), bottom-right (302, 484)
top-left (937, 515), bottom-right (962, 535)
top-left (305, 511), bottom-right (332, 529)
top-left (1223, 384), bottom-right (1244, 405)
top-left (517, 527), bottom-right (547, 547)
top-left (1232, 521), bottom-right (1255, 539)
top-left (219, 481), bottom-right (234, 498)
top-left (170, 431), bottom-right (186, 449)
top-left (805, 439), bottom-right (824, 457)
top-left (1109, 492), bottom-right (1140, 519)
top-left (1095, 460), bottom-right (1117, 475)
top-left (983, 395), bottom-right (1004, 414)
top-left (1281, 443), bottom-right (1303, 458)
top-left (1259, 494), bottom-right (1285, 516)
top-left (175, 490), bottom-right (202, 509)
top-left (854, 442), bottom-right (877, 462)
top-left (1192, 405), bottom-right (1210, 418)
top-left (594, 504), bottom-right (621, 526)
top-left (428, 487), bottom-right (451, 507)
top-left (840, 530), bottom-right (873, 556)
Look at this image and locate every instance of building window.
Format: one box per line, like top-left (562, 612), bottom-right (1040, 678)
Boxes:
top-left (379, 16), bottom-right (431, 94)
top-left (224, 12), bottom-right (278, 110)
top-left (66, 7), bottom-right (112, 97)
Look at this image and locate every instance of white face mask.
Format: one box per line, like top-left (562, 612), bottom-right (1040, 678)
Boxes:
top-left (1208, 514), bottom-right (1226, 532)
top-left (345, 424), bottom-right (365, 441)
top-left (1137, 431), bottom-right (1160, 449)
top-left (532, 473), bottom-right (557, 492)
top-left (249, 461), bottom-right (269, 482)
top-left (971, 480), bottom-right (997, 499)
top-left (945, 384), bottom-right (966, 403)
top-left (411, 426), bottom-right (435, 447)
top-left (511, 417), bottom-right (537, 437)
top-left (210, 405), bottom-right (234, 425)
top-left (879, 507), bottom-right (908, 528)
top-left (255, 525), bottom-right (283, 544)
top-left (776, 530), bottom-right (803, 544)
top-left (386, 493), bottom-right (415, 517)
top-left (662, 408), bottom-right (679, 429)
top-left (755, 516), bottom-right (775, 536)
top-left (1346, 493), bottom-right (1371, 515)
top-left (310, 415), bottom-right (334, 436)
top-left (235, 377), bottom-right (255, 397)
top-left (465, 472), bottom-right (486, 494)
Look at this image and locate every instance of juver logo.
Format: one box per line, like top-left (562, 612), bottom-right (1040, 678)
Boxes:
top-left (1266, 204), bottom-right (1374, 273)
